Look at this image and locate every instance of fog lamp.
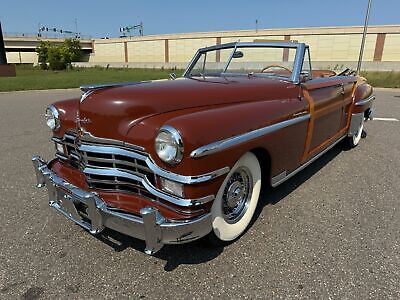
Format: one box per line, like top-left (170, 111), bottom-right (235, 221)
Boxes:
top-left (160, 177), bottom-right (184, 198)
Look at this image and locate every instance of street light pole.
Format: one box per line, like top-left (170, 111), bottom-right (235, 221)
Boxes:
top-left (0, 21), bottom-right (8, 65)
top-left (356, 0), bottom-right (372, 74)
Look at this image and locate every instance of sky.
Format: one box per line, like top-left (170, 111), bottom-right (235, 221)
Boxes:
top-left (1, 0), bottom-right (399, 38)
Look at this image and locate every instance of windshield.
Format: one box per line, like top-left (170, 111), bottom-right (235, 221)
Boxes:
top-left (185, 44), bottom-right (298, 80)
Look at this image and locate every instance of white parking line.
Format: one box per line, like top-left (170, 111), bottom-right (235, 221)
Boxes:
top-left (373, 117), bottom-right (399, 122)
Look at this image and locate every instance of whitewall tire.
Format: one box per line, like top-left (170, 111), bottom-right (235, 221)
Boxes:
top-left (208, 152), bottom-right (261, 244)
top-left (346, 117), bottom-right (365, 148)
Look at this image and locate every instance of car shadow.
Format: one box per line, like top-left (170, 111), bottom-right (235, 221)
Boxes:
top-left (92, 144), bottom-right (343, 271)
top-left (253, 144), bottom-right (342, 220)
top-left (93, 228), bottom-right (224, 271)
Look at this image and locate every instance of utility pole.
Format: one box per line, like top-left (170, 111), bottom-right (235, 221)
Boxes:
top-left (74, 18), bottom-right (78, 37)
top-left (357, 0), bottom-right (372, 74)
top-left (0, 21), bottom-right (7, 64)
top-left (0, 21), bottom-right (16, 77)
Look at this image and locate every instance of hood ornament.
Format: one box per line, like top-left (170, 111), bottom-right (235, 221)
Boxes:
top-left (79, 81), bottom-right (144, 103)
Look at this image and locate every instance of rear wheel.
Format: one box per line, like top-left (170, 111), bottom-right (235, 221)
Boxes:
top-left (207, 152), bottom-right (261, 245)
top-left (346, 117), bottom-right (364, 148)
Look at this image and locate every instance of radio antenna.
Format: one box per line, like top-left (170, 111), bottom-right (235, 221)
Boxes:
top-left (356, 0), bottom-right (372, 75)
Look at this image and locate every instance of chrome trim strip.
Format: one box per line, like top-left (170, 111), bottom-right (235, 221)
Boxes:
top-left (184, 41), bottom-right (307, 84)
top-left (271, 135), bottom-right (346, 187)
top-left (198, 41), bottom-right (303, 53)
top-left (223, 43), bottom-right (238, 73)
top-left (80, 130), bottom-right (146, 152)
top-left (156, 125), bottom-right (184, 165)
top-left (292, 111), bottom-right (309, 117)
top-left (291, 43), bottom-right (306, 84)
top-left (79, 144), bottom-right (230, 184)
top-left (80, 82), bottom-right (146, 103)
top-left (355, 95), bottom-right (375, 106)
top-left (84, 167), bottom-right (214, 207)
top-left (190, 114), bottom-right (310, 159)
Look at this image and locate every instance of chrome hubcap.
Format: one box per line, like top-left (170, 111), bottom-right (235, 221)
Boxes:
top-left (222, 167), bottom-right (253, 224)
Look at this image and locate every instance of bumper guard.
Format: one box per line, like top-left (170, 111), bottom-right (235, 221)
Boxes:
top-left (32, 156), bottom-right (212, 255)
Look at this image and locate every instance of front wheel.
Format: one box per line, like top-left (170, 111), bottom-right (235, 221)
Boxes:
top-left (207, 152), bottom-right (261, 245)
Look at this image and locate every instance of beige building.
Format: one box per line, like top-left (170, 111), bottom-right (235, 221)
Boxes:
top-left (5, 25), bottom-right (400, 70)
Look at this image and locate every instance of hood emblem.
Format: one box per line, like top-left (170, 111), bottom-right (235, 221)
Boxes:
top-left (78, 117), bottom-right (92, 124)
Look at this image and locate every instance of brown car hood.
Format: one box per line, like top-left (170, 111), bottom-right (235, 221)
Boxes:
top-left (78, 76), bottom-right (296, 140)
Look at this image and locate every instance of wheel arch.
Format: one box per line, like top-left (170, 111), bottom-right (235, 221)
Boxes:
top-left (250, 147), bottom-right (272, 187)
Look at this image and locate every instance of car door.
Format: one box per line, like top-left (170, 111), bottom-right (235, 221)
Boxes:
top-left (299, 49), bottom-right (347, 162)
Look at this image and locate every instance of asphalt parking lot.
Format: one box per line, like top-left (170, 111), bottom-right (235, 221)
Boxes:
top-left (0, 88), bottom-right (399, 299)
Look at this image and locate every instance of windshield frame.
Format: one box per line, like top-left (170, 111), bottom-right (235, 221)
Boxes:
top-left (183, 42), bottom-right (307, 84)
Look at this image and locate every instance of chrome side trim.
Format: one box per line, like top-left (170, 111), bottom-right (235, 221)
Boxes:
top-left (84, 167), bottom-right (214, 207)
top-left (271, 135), bottom-right (346, 187)
top-left (355, 95), bottom-right (375, 106)
top-left (190, 114), bottom-right (310, 159)
top-left (79, 144), bottom-right (230, 184)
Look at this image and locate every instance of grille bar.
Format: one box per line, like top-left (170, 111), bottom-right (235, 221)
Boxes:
top-left (58, 132), bottom-right (158, 200)
top-left (56, 131), bottom-right (215, 209)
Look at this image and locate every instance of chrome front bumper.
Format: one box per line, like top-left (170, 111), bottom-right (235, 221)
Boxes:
top-left (32, 156), bottom-right (212, 255)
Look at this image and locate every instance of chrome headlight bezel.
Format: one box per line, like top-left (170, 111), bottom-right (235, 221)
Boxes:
top-left (45, 105), bottom-right (60, 131)
top-left (154, 125), bottom-right (184, 165)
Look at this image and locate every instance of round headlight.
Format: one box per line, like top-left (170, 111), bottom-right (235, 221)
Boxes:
top-left (155, 126), bottom-right (184, 165)
top-left (45, 105), bottom-right (60, 131)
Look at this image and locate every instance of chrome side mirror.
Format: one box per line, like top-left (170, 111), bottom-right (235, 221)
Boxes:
top-left (299, 72), bottom-right (311, 83)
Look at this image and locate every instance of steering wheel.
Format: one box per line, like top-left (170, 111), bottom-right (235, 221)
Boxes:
top-left (261, 65), bottom-right (292, 74)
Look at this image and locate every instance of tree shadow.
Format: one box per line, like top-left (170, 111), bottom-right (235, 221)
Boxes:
top-left (92, 144), bottom-right (343, 271)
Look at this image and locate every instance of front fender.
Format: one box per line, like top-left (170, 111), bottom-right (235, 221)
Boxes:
top-left (52, 98), bottom-right (79, 137)
top-left (131, 99), bottom-right (309, 195)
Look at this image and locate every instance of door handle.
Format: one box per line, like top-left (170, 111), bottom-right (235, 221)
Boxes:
top-left (340, 83), bottom-right (345, 95)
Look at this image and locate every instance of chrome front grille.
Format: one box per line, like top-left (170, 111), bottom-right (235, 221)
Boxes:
top-left (59, 131), bottom-right (158, 200)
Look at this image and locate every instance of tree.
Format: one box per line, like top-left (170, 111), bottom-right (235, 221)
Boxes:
top-left (47, 47), bottom-right (65, 70)
top-left (35, 38), bottom-right (82, 70)
top-left (36, 41), bottom-right (51, 69)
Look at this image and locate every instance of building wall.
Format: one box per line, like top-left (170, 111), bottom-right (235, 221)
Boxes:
top-left (169, 38), bottom-right (216, 62)
top-left (6, 52), bottom-right (38, 64)
top-left (291, 34), bottom-right (377, 61)
top-left (382, 34), bottom-right (400, 61)
top-left (4, 25), bottom-right (400, 67)
top-left (89, 42), bottom-right (125, 62)
top-left (88, 25), bottom-right (400, 67)
top-left (127, 40), bottom-right (165, 62)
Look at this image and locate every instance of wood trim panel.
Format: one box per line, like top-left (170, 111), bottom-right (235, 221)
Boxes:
top-left (301, 88), bottom-right (315, 163)
top-left (301, 81), bottom-right (357, 162)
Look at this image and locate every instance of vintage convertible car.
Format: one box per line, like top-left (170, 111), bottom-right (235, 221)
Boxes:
top-left (33, 42), bottom-right (374, 254)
